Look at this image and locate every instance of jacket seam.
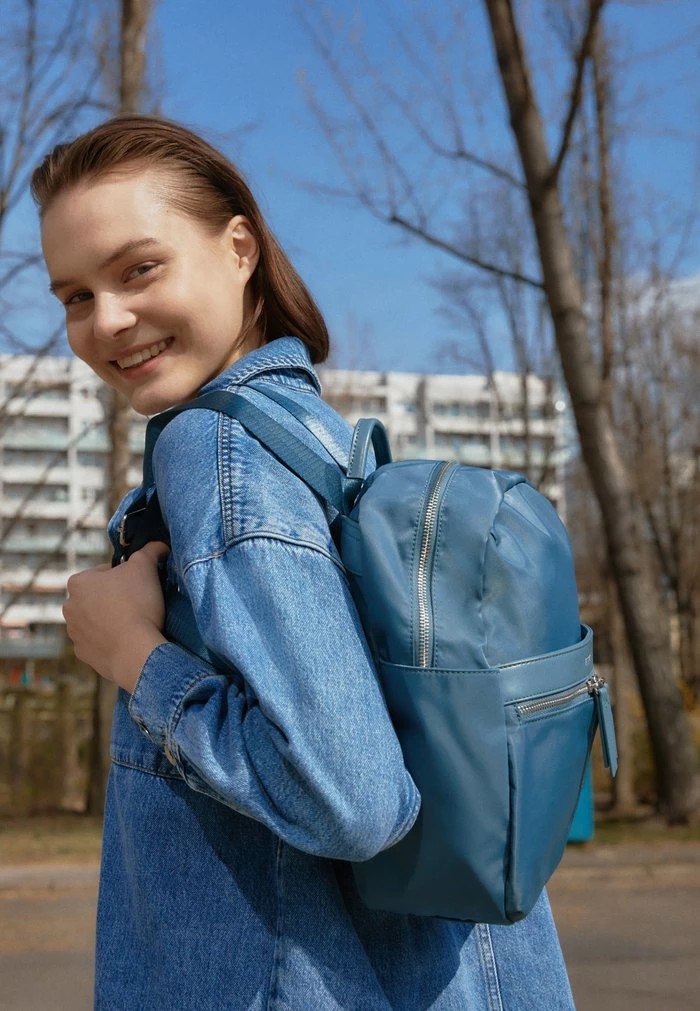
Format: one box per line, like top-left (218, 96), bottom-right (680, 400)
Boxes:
top-left (218, 413), bottom-right (234, 541)
top-left (110, 756), bottom-right (182, 780)
top-left (476, 923), bottom-right (504, 1011)
top-left (267, 837), bottom-right (286, 1010)
top-left (219, 352), bottom-right (321, 391)
top-left (180, 534), bottom-right (347, 580)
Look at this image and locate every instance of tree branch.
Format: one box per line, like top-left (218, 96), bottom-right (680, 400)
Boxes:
top-left (388, 212), bottom-right (544, 289)
top-left (368, 12), bottom-right (525, 191)
top-left (592, 20), bottom-right (616, 405)
top-left (550, 0), bottom-right (608, 186)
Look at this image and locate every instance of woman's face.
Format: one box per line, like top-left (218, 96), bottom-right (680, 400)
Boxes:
top-left (41, 167), bottom-right (260, 415)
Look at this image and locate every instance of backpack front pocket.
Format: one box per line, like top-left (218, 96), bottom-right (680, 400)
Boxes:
top-left (504, 680), bottom-right (601, 920)
top-left (353, 662), bottom-right (512, 922)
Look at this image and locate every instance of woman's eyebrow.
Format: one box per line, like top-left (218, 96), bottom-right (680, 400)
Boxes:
top-left (49, 237), bottom-right (161, 293)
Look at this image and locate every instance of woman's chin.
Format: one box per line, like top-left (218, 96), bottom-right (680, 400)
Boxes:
top-left (127, 384), bottom-right (184, 417)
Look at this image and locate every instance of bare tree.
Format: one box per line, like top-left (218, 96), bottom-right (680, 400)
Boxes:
top-left (0, 0), bottom-right (106, 348)
top-left (0, 0), bottom-right (156, 814)
top-left (483, 0), bottom-right (696, 821)
top-left (102, 0), bottom-right (157, 520)
top-left (302, 0), bottom-right (699, 820)
top-left (0, 0), bottom-right (106, 653)
top-left (617, 281), bottom-right (700, 699)
top-left (434, 233), bottom-right (559, 491)
top-left (86, 0), bottom-right (156, 815)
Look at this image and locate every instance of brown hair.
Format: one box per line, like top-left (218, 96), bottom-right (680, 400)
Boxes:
top-left (31, 115), bottom-right (329, 362)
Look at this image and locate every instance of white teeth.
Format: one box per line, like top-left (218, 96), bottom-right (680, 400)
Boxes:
top-left (117, 340), bottom-right (169, 369)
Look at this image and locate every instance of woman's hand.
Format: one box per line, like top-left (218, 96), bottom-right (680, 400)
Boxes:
top-left (63, 541), bottom-right (170, 693)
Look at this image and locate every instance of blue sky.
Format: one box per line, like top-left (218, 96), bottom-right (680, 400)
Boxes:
top-left (151, 0), bottom-right (698, 372)
top-left (9, 0), bottom-right (700, 372)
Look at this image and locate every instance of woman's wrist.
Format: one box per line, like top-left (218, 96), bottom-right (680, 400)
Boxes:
top-left (107, 625), bottom-right (168, 694)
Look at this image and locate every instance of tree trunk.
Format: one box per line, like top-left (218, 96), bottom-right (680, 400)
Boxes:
top-left (608, 577), bottom-right (638, 817)
top-left (87, 0), bottom-right (153, 816)
top-left (483, 0), bottom-right (698, 821)
top-left (677, 595), bottom-right (699, 702)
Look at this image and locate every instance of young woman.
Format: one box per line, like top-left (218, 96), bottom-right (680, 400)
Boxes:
top-left (33, 116), bottom-right (575, 1010)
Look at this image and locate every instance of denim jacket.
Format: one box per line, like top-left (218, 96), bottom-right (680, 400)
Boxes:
top-left (97, 338), bottom-right (574, 1010)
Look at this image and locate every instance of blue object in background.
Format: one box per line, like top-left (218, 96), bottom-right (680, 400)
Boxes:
top-left (568, 763), bottom-right (594, 842)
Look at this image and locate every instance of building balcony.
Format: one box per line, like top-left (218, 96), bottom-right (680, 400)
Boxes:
top-left (74, 431), bottom-right (109, 452)
top-left (1, 501), bottom-right (70, 520)
top-left (1, 537), bottom-right (67, 554)
top-left (1, 466), bottom-right (71, 485)
top-left (2, 431), bottom-right (70, 450)
top-left (1, 399), bottom-right (72, 417)
top-left (430, 417), bottom-right (494, 434)
top-left (2, 572), bottom-right (68, 592)
top-left (0, 602), bottom-right (65, 624)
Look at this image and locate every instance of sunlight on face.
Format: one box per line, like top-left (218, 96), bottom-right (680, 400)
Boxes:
top-left (41, 167), bottom-right (260, 415)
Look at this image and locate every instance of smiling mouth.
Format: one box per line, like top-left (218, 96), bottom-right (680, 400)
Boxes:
top-left (115, 338), bottom-right (172, 370)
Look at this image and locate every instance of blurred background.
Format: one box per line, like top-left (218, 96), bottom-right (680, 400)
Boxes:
top-left (0, 1), bottom-right (698, 1007)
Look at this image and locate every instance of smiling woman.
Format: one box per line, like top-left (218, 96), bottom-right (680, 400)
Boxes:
top-left (40, 170), bottom-right (260, 416)
top-left (29, 116), bottom-right (575, 1011)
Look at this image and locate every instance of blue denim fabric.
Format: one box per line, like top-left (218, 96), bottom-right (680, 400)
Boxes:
top-left (96, 337), bottom-right (575, 1010)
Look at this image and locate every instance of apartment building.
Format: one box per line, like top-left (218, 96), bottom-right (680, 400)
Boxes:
top-left (0, 355), bottom-right (564, 658)
top-left (0, 356), bottom-right (146, 659)
top-left (320, 368), bottom-right (563, 485)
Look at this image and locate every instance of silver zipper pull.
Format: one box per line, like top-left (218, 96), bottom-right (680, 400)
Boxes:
top-left (588, 675), bottom-right (618, 776)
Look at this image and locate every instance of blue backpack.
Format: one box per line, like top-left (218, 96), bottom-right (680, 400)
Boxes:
top-left (127, 383), bottom-right (618, 926)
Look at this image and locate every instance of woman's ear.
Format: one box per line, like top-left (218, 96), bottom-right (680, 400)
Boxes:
top-left (228, 215), bottom-right (259, 280)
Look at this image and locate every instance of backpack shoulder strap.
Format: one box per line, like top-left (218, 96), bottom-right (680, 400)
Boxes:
top-left (142, 389), bottom-right (346, 513)
top-left (246, 381), bottom-right (349, 470)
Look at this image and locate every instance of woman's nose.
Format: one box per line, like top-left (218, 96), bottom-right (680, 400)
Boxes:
top-left (92, 293), bottom-right (137, 342)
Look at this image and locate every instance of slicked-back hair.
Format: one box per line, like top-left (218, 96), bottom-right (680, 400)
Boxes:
top-left (31, 115), bottom-right (329, 362)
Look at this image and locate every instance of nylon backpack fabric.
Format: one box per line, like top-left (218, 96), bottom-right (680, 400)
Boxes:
top-left (128, 378), bottom-right (617, 926)
top-left (341, 458), bottom-right (598, 923)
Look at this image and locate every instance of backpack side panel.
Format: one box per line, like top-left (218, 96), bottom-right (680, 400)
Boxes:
top-left (481, 481), bottom-right (581, 667)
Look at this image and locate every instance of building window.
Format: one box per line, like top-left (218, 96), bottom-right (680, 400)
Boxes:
top-left (80, 487), bottom-right (103, 503)
top-left (499, 435), bottom-right (555, 457)
top-left (432, 401), bottom-right (490, 419)
top-left (2, 448), bottom-right (69, 468)
top-left (434, 432), bottom-right (490, 452)
top-left (3, 483), bottom-right (69, 503)
top-left (4, 591), bottom-right (68, 608)
top-left (77, 451), bottom-right (106, 468)
top-left (5, 417), bottom-right (69, 437)
top-left (5, 382), bottom-right (70, 402)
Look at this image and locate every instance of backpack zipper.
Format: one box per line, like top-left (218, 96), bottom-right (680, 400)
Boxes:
top-left (416, 462), bottom-right (457, 667)
top-left (516, 673), bottom-right (618, 774)
top-left (515, 674), bottom-right (607, 716)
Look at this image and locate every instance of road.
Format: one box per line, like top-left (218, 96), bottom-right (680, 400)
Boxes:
top-left (0, 866), bottom-right (95, 1011)
top-left (549, 845), bottom-right (699, 1010)
top-left (0, 846), bottom-right (698, 1010)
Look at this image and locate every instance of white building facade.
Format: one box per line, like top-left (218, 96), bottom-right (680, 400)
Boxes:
top-left (1, 355), bottom-right (564, 657)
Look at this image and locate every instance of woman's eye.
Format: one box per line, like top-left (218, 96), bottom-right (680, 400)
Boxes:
top-left (64, 291), bottom-right (92, 307)
top-left (126, 262), bottom-right (157, 281)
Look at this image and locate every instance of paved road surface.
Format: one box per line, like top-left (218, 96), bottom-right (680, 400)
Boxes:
top-left (549, 845), bottom-right (699, 1010)
top-left (0, 867), bottom-right (95, 1011)
top-left (0, 845), bottom-right (698, 1010)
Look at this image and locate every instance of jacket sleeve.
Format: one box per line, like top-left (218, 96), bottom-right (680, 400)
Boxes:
top-left (127, 423), bottom-right (420, 862)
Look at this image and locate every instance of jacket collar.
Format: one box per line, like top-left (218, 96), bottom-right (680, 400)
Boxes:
top-left (199, 336), bottom-right (322, 396)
